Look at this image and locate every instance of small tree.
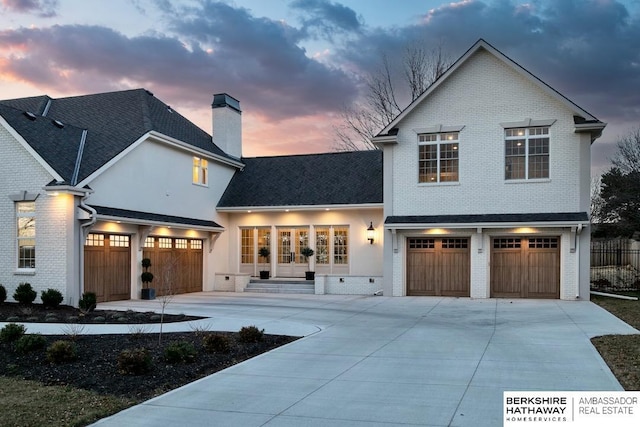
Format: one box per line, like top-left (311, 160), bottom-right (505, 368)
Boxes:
top-left (13, 283), bottom-right (37, 305)
top-left (301, 247), bottom-right (314, 272)
top-left (141, 258), bottom-right (154, 288)
top-left (258, 247), bottom-right (270, 279)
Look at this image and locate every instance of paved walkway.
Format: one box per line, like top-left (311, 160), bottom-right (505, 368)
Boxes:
top-left (23, 292), bottom-right (638, 427)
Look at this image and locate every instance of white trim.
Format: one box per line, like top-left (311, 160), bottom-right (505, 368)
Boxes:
top-left (413, 124), bottom-right (465, 134)
top-left (0, 115), bottom-right (64, 182)
top-left (385, 221), bottom-right (589, 230)
top-left (500, 119), bottom-right (556, 128)
top-left (217, 203), bottom-right (383, 213)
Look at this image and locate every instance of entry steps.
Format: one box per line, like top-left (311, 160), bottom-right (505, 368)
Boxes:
top-left (245, 279), bottom-right (315, 294)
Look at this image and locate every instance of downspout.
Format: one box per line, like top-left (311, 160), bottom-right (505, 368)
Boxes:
top-left (576, 224), bottom-right (582, 299)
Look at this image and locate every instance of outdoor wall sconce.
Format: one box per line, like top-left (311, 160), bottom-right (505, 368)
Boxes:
top-left (367, 222), bottom-right (375, 245)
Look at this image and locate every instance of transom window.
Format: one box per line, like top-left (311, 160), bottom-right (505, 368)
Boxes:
top-left (418, 132), bottom-right (459, 183)
top-left (16, 201), bottom-right (36, 269)
top-left (192, 157), bottom-right (208, 186)
top-left (505, 127), bottom-right (549, 180)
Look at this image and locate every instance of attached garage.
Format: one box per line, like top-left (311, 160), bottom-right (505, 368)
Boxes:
top-left (84, 234), bottom-right (131, 303)
top-left (490, 236), bottom-right (560, 299)
top-left (142, 237), bottom-right (203, 296)
top-left (406, 237), bottom-right (470, 296)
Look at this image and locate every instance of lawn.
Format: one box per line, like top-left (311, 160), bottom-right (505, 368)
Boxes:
top-left (591, 292), bottom-right (640, 391)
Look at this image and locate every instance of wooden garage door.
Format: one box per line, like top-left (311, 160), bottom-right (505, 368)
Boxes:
top-left (490, 237), bottom-right (560, 299)
top-left (84, 234), bottom-right (131, 303)
top-left (143, 237), bottom-right (203, 296)
top-left (407, 238), bottom-right (470, 297)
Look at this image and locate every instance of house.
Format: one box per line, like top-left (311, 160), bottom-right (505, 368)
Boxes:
top-left (372, 39), bottom-right (604, 299)
top-left (0, 39), bottom-right (604, 304)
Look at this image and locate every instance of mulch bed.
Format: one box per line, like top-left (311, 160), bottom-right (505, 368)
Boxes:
top-left (0, 303), bottom-right (299, 400)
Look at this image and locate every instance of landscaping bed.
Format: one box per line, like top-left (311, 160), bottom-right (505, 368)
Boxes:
top-left (0, 303), bottom-right (299, 426)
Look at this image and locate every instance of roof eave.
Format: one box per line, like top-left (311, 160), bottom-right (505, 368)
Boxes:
top-left (217, 203), bottom-right (383, 213)
top-left (385, 220), bottom-right (590, 230)
top-left (95, 213), bottom-right (225, 232)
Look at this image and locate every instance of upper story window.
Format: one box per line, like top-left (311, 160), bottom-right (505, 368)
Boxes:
top-left (16, 201), bottom-right (36, 269)
top-left (418, 132), bottom-right (459, 183)
top-left (192, 157), bottom-right (208, 186)
top-left (505, 127), bottom-right (549, 180)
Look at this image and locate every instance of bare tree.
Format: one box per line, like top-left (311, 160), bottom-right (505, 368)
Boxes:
top-left (590, 175), bottom-right (604, 223)
top-left (611, 126), bottom-right (640, 173)
top-left (333, 42), bottom-right (451, 151)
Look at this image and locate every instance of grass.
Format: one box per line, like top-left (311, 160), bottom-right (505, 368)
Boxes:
top-left (591, 291), bottom-right (640, 391)
top-left (0, 377), bottom-right (134, 427)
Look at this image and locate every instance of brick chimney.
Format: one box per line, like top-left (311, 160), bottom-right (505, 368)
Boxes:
top-left (211, 93), bottom-right (242, 159)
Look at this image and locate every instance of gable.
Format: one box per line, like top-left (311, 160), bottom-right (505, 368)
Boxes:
top-left (218, 150), bottom-right (383, 209)
top-left (375, 39), bottom-right (604, 141)
top-left (0, 89), bottom-right (240, 186)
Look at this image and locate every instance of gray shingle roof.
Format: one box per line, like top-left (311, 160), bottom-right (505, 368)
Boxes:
top-left (385, 212), bottom-right (589, 225)
top-left (91, 205), bottom-right (223, 229)
top-left (1, 89), bottom-right (234, 184)
top-left (218, 150), bottom-right (383, 208)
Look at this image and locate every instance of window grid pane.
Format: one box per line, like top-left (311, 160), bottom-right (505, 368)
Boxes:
top-left (143, 237), bottom-right (155, 248)
top-left (442, 238), bottom-right (468, 249)
top-left (16, 202), bottom-right (36, 269)
top-left (409, 238), bottom-right (435, 249)
top-left (333, 228), bottom-right (348, 265)
top-left (110, 235), bottom-right (130, 247)
top-left (418, 133), bottom-right (460, 183)
top-left (315, 228), bottom-right (329, 265)
top-left (241, 228), bottom-right (254, 264)
top-left (86, 234), bottom-right (105, 247)
top-left (175, 239), bottom-right (188, 249)
top-left (190, 240), bottom-right (202, 250)
top-left (158, 238), bottom-right (172, 249)
top-left (505, 127), bottom-right (549, 180)
top-left (494, 238), bottom-right (521, 249)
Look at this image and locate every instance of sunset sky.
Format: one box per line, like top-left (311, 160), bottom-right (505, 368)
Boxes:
top-left (1, 0), bottom-right (639, 174)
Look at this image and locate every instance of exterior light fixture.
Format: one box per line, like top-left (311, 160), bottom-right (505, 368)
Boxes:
top-left (367, 222), bottom-right (375, 245)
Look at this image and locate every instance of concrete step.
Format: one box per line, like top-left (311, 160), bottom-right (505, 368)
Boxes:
top-left (245, 280), bottom-right (315, 294)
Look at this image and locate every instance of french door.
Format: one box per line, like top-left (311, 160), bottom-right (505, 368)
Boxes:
top-left (277, 227), bottom-right (309, 277)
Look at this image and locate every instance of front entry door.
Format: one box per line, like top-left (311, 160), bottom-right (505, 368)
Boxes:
top-left (277, 228), bottom-right (309, 277)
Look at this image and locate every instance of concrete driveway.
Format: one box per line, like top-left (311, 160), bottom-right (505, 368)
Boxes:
top-left (92, 293), bottom-right (638, 427)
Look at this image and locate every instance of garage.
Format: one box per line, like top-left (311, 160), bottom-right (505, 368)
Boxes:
top-left (142, 237), bottom-right (203, 296)
top-left (406, 237), bottom-right (470, 296)
top-left (490, 236), bottom-right (560, 299)
top-left (84, 234), bottom-right (131, 302)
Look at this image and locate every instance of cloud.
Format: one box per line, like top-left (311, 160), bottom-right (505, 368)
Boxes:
top-left (0, 2), bottom-right (359, 121)
top-left (1, 0), bottom-right (58, 17)
top-left (290, 0), bottom-right (362, 39)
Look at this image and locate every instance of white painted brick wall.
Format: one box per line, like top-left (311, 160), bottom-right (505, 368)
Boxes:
top-left (316, 275), bottom-right (382, 295)
top-left (391, 50), bottom-right (586, 217)
top-left (0, 124), bottom-right (70, 302)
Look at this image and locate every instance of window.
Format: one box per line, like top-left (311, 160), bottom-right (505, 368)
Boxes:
top-left (334, 227), bottom-right (348, 265)
top-left (505, 127), bottom-right (549, 180)
top-left (158, 238), bottom-right (172, 249)
top-left (110, 235), bottom-right (130, 247)
top-left (86, 234), bottom-right (105, 247)
top-left (16, 201), bottom-right (36, 269)
top-left (191, 240), bottom-right (202, 250)
top-left (143, 237), bottom-right (155, 248)
top-left (241, 228), bottom-right (254, 264)
top-left (418, 132), bottom-right (459, 183)
top-left (175, 239), bottom-right (188, 249)
top-left (315, 228), bottom-right (329, 265)
top-left (192, 157), bottom-right (208, 185)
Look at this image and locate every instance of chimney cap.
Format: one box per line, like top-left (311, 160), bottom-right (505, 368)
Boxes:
top-left (212, 93), bottom-right (241, 113)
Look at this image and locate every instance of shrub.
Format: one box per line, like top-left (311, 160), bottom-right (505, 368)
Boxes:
top-left (15, 334), bottom-right (46, 354)
top-left (117, 347), bottom-right (152, 375)
top-left (238, 325), bottom-right (264, 343)
top-left (13, 283), bottom-right (37, 305)
top-left (79, 292), bottom-right (97, 312)
top-left (592, 278), bottom-right (612, 289)
top-left (41, 288), bottom-right (64, 308)
top-left (0, 284), bottom-right (6, 303)
top-left (0, 323), bottom-right (27, 343)
top-left (163, 341), bottom-right (196, 364)
top-left (202, 333), bottom-right (232, 353)
top-left (46, 340), bottom-right (77, 363)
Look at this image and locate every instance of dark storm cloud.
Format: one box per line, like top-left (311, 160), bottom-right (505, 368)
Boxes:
top-left (290, 0), bottom-right (362, 38)
top-left (0, 1), bottom-right (358, 120)
top-left (1, 0), bottom-right (58, 17)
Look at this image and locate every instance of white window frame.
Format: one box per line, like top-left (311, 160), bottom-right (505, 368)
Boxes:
top-left (504, 126), bottom-right (550, 180)
top-left (418, 132), bottom-right (459, 183)
top-left (16, 201), bottom-right (36, 270)
top-left (192, 157), bottom-right (208, 186)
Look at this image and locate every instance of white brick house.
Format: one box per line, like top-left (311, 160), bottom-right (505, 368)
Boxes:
top-left (373, 40), bottom-right (604, 299)
top-left (0, 39), bottom-right (604, 305)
